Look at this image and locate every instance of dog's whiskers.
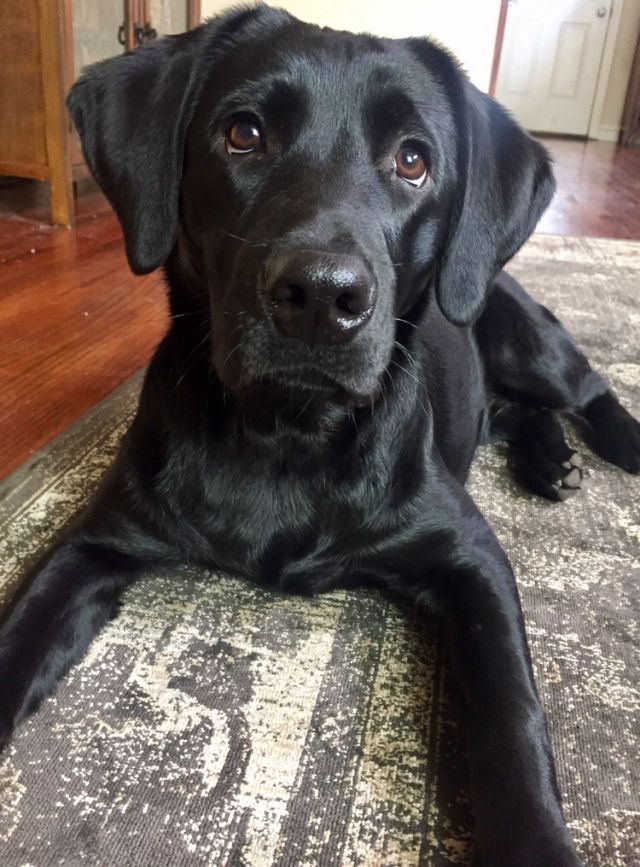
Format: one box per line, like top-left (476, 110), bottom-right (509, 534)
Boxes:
top-left (394, 340), bottom-right (418, 370)
top-left (389, 357), bottom-right (419, 386)
top-left (394, 317), bottom-right (418, 330)
top-left (215, 317), bottom-right (249, 380)
top-left (219, 342), bottom-right (242, 382)
top-left (216, 228), bottom-right (270, 248)
top-left (389, 359), bottom-right (430, 422)
top-left (349, 407), bottom-right (358, 436)
top-left (381, 368), bottom-right (393, 416)
top-left (169, 310), bottom-right (208, 321)
top-left (293, 392), bottom-right (315, 424)
top-left (171, 328), bottom-right (213, 392)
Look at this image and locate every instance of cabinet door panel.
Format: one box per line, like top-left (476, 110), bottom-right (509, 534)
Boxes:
top-left (149, 0), bottom-right (187, 35)
top-left (72, 0), bottom-right (125, 72)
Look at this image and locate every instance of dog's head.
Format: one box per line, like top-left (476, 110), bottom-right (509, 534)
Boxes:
top-left (68, 4), bottom-right (554, 405)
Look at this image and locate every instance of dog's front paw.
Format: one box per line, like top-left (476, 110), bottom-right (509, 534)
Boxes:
top-left (518, 446), bottom-right (583, 502)
top-left (0, 649), bottom-right (21, 754)
top-left (593, 416), bottom-right (640, 474)
top-left (0, 726), bottom-right (10, 754)
top-left (583, 392), bottom-right (640, 474)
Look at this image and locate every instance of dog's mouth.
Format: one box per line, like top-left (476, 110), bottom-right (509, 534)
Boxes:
top-left (236, 366), bottom-right (376, 408)
top-left (265, 367), bottom-right (344, 393)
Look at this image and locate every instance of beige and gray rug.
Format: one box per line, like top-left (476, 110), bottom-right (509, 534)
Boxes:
top-left (0, 235), bottom-right (638, 866)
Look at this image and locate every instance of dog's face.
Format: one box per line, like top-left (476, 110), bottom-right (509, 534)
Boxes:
top-left (179, 26), bottom-right (458, 401)
top-left (68, 5), bottom-right (554, 405)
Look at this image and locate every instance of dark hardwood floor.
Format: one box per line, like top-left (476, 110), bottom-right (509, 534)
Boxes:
top-left (537, 137), bottom-right (640, 238)
top-left (0, 179), bottom-right (167, 478)
top-left (1, 137), bottom-right (639, 480)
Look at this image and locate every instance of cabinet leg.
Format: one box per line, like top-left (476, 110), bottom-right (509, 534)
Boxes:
top-left (38, 0), bottom-right (74, 228)
top-left (49, 168), bottom-right (74, 228)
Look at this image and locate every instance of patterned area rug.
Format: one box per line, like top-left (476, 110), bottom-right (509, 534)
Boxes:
top-left (1, 235), bottom-right (638, 866)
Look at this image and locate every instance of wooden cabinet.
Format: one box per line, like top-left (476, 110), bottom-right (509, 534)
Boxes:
top-left (0, 1), bottom-right (73, 225)
top-left (0, 0), bottom-right (201, 227)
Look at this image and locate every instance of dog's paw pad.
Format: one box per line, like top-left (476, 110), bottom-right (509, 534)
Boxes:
top-left (562, 466), bottom-right (582, 489)
top-left (527, 452), bottom-right (583, 502)
top-left (551, 462), bottom-right (582, 499)
top-left (561, 452), bottom-right (582, 471)
top-left (551, 484), bottom-right (578, 502)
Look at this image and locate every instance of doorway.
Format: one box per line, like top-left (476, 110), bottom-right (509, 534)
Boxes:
top-left (494, 0), bottom-right (618, 136)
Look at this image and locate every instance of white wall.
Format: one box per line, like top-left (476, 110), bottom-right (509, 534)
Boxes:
top-left (200, 0), bottom-right (502, 91)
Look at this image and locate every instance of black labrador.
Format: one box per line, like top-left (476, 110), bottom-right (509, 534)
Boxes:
top-left (1, 6), bottom-right (639, 865)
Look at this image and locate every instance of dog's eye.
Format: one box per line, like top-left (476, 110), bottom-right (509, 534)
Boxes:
top-left (393, 145), bottom-right (428, 188)
top-left (226, 119), bottom-right (263, 154)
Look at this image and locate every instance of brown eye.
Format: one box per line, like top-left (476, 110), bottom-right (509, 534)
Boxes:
top-left (226, 119), bottom-right (262, 154)
top-left (394, 145), bottom-right (428, 187)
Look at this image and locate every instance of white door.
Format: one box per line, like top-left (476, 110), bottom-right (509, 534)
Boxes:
top-left (495, 0), bottom-right (612, 135)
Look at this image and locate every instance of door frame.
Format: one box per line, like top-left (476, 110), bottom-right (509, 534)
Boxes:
top-left (620, 31), bottom-right (640, 144)
top-left (587, 0), bottom-right (625, 140)
top-left (187, 1), bottom-right (201, 28)
top-left (489, 0), bottom-right (626, 141)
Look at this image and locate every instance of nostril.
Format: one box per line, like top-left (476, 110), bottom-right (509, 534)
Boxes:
top-left (335, 291), bottom-right (358, 316)
top-left (273, 282), bottom-right (306, 309)
top-left (335, 286), bottom-right (372, 318)
top-left (287, 284), bottom-right (306, 309)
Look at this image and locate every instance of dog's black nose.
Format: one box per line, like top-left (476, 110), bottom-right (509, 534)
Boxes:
top-left (266, 251), bottom-right (376, 345)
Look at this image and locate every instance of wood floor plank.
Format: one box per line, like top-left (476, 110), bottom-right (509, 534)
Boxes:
top-left (0, 183), bottom-right (167, 476)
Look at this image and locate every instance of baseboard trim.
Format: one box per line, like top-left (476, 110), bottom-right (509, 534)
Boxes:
top-left (590, 124), bottom-right (621, 142)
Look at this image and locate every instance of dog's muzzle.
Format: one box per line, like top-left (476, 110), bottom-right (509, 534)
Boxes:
top-left (263, 250), bottom-right (376, 346)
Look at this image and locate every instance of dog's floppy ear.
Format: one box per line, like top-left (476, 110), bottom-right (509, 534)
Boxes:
top-left (67, 6), bottom-right (289, 275)
top-left (438, 84), bottom-right (555, 324)
top-left (407, 41), bottom-right (555, 325)
top-left (67, 30), bottom-right (206, 274)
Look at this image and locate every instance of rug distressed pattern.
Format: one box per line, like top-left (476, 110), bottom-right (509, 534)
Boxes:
top-left (0, 235), bottom-right (638, 866)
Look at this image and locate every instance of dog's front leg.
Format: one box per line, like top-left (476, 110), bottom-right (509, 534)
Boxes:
top-left (0, 503), bottom-right (158, 750)
top-left (385, 489), bottom-right (582, 866)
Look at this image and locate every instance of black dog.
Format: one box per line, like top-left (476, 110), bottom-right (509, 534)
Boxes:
top-left (1, 6), bottom-right (639, 864)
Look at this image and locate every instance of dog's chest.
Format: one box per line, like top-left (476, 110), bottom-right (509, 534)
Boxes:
top-left (193, 450), bottom-right (388, 593)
